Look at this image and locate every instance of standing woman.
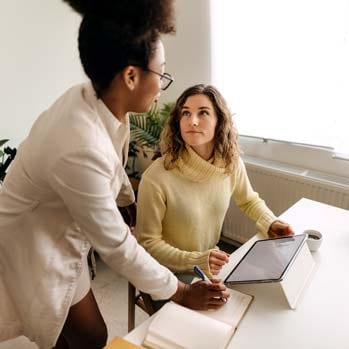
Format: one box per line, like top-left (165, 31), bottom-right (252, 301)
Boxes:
top-left (0, 2), bottom-right (229, 349)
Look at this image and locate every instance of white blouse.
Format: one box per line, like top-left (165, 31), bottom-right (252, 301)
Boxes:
top-left (0, 82), bottom-right (177, 348)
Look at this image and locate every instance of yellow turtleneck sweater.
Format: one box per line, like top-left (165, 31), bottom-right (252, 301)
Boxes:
top-left (136, 147), bottom-right (277, 277)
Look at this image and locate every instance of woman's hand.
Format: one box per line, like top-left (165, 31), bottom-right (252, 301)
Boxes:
top-left (268, 220), bottom-right (294, 238)
top-left (209, 250), bottom-right (230, 275)
top-left (173, 280), bottom-right (230, 311)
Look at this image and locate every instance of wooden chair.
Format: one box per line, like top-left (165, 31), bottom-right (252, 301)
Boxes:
top-left (128, 282), bottom-right (156, 332)
top-left (118, 206), bottom-right (156, 331)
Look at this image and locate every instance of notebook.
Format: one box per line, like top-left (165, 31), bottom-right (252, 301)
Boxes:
top-left (105, 336), bottom-right (144, 348)
top-left (143, 288), bottom-right (253, 349)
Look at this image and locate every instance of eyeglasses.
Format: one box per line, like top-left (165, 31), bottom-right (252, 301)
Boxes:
top-left (144, 68), bottom-right (174, 91)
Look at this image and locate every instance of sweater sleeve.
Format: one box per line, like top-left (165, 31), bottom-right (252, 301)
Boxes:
top-left (136, 175), bottom-right (213, 277)
top-left (232, 158), bottom-right (277, 236)
top-left (48, 148), bottom-right (177, 300)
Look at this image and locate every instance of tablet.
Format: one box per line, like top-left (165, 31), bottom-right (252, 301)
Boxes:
top-left (224, 234), bottom-right (307, 285)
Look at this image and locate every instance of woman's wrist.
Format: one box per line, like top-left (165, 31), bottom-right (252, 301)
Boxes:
top-left (170, 281), bottom-right (189, 304)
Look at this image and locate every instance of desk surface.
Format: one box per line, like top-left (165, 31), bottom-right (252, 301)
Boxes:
top-left (125, 198), bottom-right (349, 349)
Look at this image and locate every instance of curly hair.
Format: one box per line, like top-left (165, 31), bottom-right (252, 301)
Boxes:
top-left (160, 84), bottom-right (240, 173)
top-left (63, 0), bottom-right (175, 96)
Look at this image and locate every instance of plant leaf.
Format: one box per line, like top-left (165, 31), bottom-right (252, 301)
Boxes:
top-left (129, 103), bottom-right (172, 150)
top-left (0, 139), bottom-right (9, 148)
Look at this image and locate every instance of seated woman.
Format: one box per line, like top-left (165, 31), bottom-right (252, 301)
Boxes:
top-left (136, 84), bottom-right (293, 278)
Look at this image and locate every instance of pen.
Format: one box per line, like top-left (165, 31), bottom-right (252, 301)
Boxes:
top-left (194, 265), bottom-right (227, 303)
top-left (194, 265), bottom-right (212, 283)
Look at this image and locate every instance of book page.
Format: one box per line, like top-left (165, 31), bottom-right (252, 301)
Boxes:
top-left (197, 288), bottom-right (253, 328)
top-left (143, 302), bottom-right (234, 349)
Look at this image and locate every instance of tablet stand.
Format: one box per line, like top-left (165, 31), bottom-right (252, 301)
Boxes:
top-left (279, 243), bottom-right (315, 309)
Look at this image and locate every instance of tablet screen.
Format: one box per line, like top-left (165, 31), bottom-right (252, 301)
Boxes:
top-left (225, 234), bottom-right (307, 284)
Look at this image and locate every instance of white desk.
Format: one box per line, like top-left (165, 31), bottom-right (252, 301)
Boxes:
top-left (125, 198), bottom-right (349, 349)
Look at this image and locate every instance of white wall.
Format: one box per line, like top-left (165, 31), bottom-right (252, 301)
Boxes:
top-left (160, 0), bottom-right (211, 105)
top-left (2, 1), bottom-right (348, 177)
top-left (1, 0), bottom-right (210, 148)
top-left (0, 0), bottom-right (85, 148)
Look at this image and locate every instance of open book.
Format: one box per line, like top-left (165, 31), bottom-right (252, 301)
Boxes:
top-left (143, 289), bottom-right (253, 349)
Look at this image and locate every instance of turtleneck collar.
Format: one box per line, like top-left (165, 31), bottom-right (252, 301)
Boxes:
top-left (175, 146), bottom-right (228, 182)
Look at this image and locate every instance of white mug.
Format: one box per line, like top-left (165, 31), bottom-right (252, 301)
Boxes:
top-left (303, 229), bottom-right (323, 252)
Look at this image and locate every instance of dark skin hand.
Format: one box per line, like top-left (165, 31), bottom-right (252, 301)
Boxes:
top-left (172, 279), bottom-right (230, 311)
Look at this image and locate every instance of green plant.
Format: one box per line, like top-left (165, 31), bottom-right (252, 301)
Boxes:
top-left (127, 102), bottom-right (173, 176)
top-left (0, 139), bottom-right (16, 182)
top-left (127, 140), bottom-right (140, 177)
top-left (129, 102), bottom-right (173, 150)
top-left (0, 139), bottom-right (9, 159)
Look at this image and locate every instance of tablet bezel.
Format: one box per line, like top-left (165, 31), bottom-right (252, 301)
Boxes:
top-left (224, 234), bottom-right (308, 285)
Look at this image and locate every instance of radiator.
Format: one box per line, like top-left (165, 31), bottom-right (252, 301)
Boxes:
top-left (222, 156), bottom-right (349, 244)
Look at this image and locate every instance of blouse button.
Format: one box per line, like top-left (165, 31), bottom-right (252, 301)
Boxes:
top-left (69, 262), bottom-right (81, 269)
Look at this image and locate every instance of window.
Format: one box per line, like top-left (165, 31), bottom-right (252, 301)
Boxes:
top-left (211, 0), bottom-right (349, 156)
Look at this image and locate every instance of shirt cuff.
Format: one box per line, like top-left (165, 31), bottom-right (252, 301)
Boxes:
top-left (186, 250), bottom-right (212, 278)
top-left (256, 211), bottom-right (277, 237)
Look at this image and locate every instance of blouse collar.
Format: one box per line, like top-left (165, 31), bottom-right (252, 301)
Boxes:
top-left (82, 82), bottom-right (130, 165)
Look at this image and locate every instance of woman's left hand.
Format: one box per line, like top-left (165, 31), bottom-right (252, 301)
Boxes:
top-left (268, 220), bottom-right (294, 238)
top-left (209, 250), bottom-right (230, 275)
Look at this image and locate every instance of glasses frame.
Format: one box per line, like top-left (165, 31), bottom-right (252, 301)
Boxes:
top-left (143, 68), bottom-right (174, 91)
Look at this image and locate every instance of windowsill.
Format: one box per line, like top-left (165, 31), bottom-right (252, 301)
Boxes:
top-left (243, 154), bottom-right (349, 187)
top-left (333, 152), bottom-right (349, 161)
top-left (239, 135), bottom-right (349, 180)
